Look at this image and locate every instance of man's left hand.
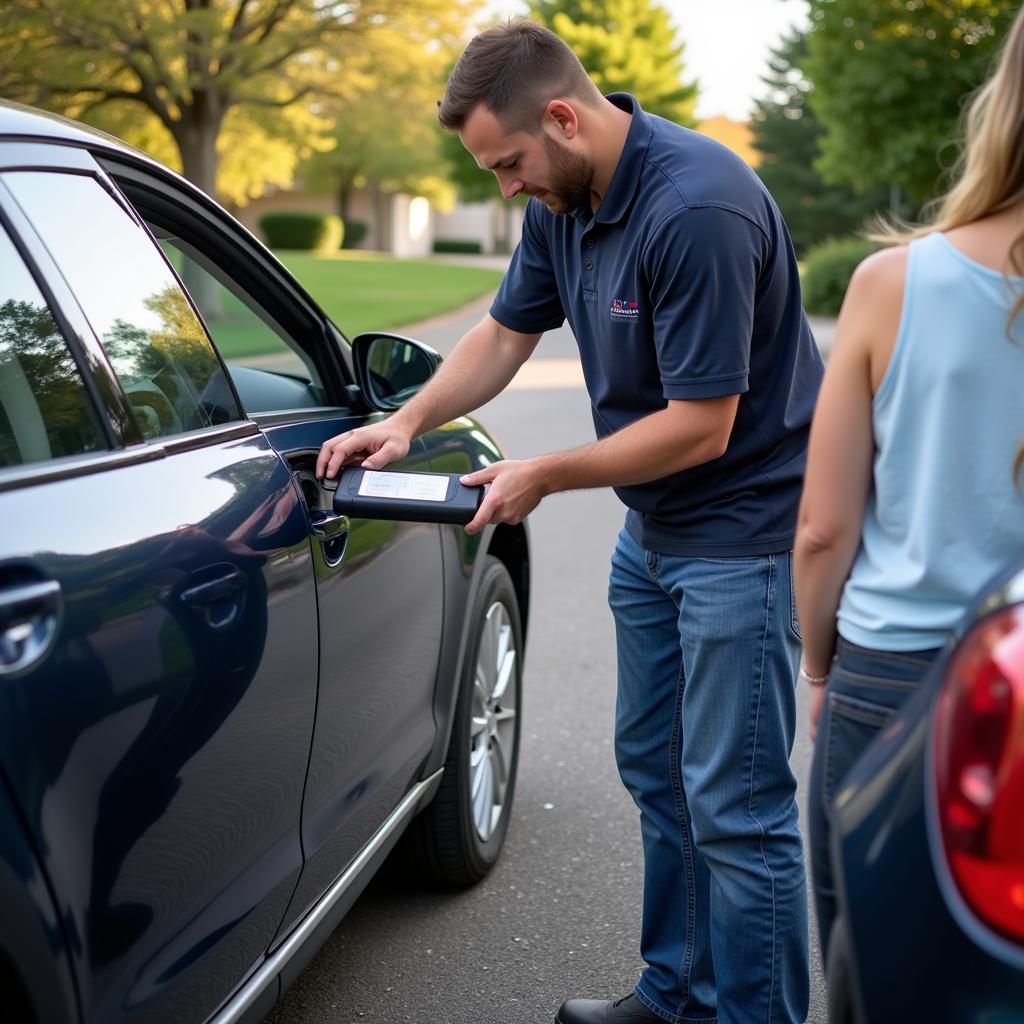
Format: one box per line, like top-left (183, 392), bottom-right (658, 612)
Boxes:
top-left (461, 460), bottom-right (549, 535)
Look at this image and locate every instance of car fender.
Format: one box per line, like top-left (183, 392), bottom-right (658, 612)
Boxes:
top-left (419, 417), bottom-right (531, 776)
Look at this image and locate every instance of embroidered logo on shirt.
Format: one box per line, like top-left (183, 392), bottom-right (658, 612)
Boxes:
top-left (610, 298), bottom-right (639, 321)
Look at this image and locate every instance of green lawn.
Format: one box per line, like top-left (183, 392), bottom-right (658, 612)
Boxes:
top-left (205, 251), bottom-right (502, 359)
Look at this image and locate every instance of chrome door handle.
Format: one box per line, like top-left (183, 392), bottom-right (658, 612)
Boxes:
top-left (180, 569), bottom-right (245, 608)
top-left (179, 569), bottom-right (247, 631)
top-left (0, 579), bottom-right (62, 675)
top-left (310, 511), bottom-right (350, 540)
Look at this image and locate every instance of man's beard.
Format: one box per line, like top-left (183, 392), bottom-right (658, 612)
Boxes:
top-left (537, 135), bottom-right (594, 215)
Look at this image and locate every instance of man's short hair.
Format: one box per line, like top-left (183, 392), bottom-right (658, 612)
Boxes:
top-left (438, 20), bottom-right (601, 133)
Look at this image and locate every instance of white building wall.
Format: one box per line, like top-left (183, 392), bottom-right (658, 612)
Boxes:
top-left (434, 202), bottom-right (496, 252)
top-left (389, 195), bottom-right (433, 258)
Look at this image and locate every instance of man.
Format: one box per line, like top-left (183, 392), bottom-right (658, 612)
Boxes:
top-left (317, 21), bottom-right (823, 1024)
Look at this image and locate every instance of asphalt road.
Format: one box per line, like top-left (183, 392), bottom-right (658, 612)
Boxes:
top-left (266, 305), bottom-right (832, 1024)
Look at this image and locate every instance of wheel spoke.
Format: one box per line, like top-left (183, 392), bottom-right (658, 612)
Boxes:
top-left (473, 676), bottom-right (490, 716)
top-left (493, 647), bottom-right (516, 702)
top-left (478, 612), bottom-right (499, 696)
top-left (474, 753), bottom-right (493, 836)
top-left (490, 734), bottom-right (509, 793)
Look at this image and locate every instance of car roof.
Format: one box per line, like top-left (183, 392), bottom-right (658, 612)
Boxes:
top-left (0, 99), bottom-right (151, 161)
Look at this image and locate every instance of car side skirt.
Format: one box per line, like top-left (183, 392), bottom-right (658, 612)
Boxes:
top-left (208, 768), bottom-right (444, 1024)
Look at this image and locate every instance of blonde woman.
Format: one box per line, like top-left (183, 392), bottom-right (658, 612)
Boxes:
top-left (794, 6), bottom-right (1024, 962)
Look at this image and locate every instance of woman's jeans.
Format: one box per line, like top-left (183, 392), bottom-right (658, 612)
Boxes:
top-left (808, 638), bottom-right (939, 962)
top-left (608, 527), bottom-right (808, 1024)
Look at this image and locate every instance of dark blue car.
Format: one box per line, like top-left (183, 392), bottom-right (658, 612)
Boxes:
top-left (0, 102), bottom-right (530, 1024)
top-left (827, 561), bottom-right (1024, 1022)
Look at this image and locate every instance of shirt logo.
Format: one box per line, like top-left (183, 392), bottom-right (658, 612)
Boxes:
top-left (610, 298), bottom-right (639, 321)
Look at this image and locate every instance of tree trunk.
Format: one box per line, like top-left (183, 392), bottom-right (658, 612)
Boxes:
top-left (337, 176), bottom-right (354, 224)
top-left (176, 113), bottom-right (224, 321)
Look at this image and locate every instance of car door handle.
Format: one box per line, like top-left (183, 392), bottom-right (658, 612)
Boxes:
top-left (0, 579), bottom-right (63, 675)
top-left (309, 511), bottom-right (350, 540)
top-left (180, 570), bottom-right (245, 608)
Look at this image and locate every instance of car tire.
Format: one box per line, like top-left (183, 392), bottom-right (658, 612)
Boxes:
top-left (407, 556), bottom-right (523, 886)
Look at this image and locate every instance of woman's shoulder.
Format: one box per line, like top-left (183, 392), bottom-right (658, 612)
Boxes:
top-left (848, 244), bottom-right (911, 299)
top-left (836, 245), bottom-right (912, 389)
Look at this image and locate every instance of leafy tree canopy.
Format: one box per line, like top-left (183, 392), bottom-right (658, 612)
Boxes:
top-left (532, 0), bottom-right (697, 125)
top-left (299, 16), bottom-right (480, 217)
top-left (1, 0), bottom-right (473, 204)
top-left (751, 27), bottom-right (889, 254)
top-left (804, 0), bottom-right (1022, 202)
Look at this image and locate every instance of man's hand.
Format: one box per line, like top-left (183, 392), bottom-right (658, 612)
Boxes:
top-left (461, 460), bottom-right (549, 535)
top-left (316, 420), bottom-right (412, 481)
top-left (808, 684), bottom-right (827, 743)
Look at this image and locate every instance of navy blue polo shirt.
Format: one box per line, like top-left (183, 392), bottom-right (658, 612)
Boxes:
top-left (490, 94), bottom-right (824, 556)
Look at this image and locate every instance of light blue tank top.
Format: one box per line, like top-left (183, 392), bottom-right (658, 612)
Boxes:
top-left (837, 231), bottom-right (1024, 651)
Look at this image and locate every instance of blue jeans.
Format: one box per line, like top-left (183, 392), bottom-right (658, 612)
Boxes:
top-left (807, 638), bottom-right (939, 963)
top-left (608, 527), bottom-right (808, 1024)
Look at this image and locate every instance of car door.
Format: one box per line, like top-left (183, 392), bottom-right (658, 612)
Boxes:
top-left (0, 156), bottom-right (319, 1024)
top-left (102, 160), bottom-right (446, 936)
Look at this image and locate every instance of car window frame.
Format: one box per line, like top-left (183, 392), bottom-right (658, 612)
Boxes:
top-left (98, 154), bottom-right (360, 423)
top-left (0, 146), bottom-right (260, 493)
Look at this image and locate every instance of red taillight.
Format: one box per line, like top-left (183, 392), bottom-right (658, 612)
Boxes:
top-left (934, 603), bottom-right (1024, 942)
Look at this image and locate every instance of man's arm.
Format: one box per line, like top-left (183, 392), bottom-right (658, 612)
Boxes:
top-left (316, 314), bottom-right (542, 480)
top-left (461, 394), bottom-right (739, 533)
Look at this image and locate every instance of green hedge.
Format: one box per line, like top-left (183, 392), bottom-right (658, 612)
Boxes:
top-left (259, 212), bottom-right (343, 252)
top-left (433, 238), bottom-right (484, 254)
top-left (801, 236), bottom-right (880, 317)
top-left (342, 220), bottom-right (368, 248)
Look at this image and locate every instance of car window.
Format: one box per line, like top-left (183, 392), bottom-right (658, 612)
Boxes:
top-left (3, 172), bottom-right (242, 441)
top-left (0, 222), bottom-right (105, 468)
top-left (157, 237), bottom-right (317, 383)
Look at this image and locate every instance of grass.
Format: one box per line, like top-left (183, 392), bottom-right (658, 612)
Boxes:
top-left (205, 251), bottom-right (503, 359)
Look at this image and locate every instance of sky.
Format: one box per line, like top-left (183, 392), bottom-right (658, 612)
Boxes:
top-left (486, 0), bottom-right (809, 121)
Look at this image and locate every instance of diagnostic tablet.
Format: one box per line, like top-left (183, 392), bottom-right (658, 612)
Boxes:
top-left (330, 467), bottom-right (484, 525)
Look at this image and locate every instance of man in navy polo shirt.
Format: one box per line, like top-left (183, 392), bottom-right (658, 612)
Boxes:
top-left (317, 20), bottom-right (823, 1024)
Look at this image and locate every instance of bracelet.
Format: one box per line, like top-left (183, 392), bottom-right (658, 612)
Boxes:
top-left (800, 664), bottom-right (830, 687)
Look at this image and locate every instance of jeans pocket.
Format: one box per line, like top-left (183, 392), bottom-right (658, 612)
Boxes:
top-left (787, 554), bottom-right (801, 642)
top-left (822, 691), bottom-right (892, 804)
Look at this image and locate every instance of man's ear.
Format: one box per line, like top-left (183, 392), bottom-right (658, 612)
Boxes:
top-left (544, 99), bottom-right (579, 140)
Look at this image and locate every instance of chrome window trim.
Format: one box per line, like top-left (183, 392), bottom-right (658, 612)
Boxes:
top-left (0, 421), bottom-right (261, 492)
top-left (0, 141), bottom-right (96, 172)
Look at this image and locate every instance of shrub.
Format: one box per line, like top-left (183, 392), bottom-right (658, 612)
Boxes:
top-left (801, 235), bottom-right (881, 317)
top-left (433, 238), bottom-right (484, 254)
top-left (259, 212), bottom-right (343, 252)
top-left (342, 219), bottom-right (368, 248)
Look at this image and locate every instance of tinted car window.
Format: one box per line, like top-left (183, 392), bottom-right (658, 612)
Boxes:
top-left (158, 239), bottom-right (316, 381)
top-left (4, 172), bottom-right (242, 439)
top-left (0, 223), bottom-right (104, 467)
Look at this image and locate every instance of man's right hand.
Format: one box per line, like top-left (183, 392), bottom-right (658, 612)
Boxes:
top-left (316, 420), bottom-right (412, 481)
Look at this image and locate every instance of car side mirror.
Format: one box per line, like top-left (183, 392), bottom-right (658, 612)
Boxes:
top-left (351, 333), bottom-right (441, 412)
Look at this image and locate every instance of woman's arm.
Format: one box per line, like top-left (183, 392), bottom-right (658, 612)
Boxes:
top-left (795, 247), bottom-right (907, 738)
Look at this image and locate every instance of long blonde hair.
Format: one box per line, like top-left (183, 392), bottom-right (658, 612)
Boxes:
top-left (876, 6), bottom-right (1024, 326)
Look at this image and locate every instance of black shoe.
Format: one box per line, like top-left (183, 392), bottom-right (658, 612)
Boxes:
top-left (556, 994), bottom-right (664, 1024)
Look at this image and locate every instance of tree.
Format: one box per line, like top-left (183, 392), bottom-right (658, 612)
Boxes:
top-left (531, 0), bottom-right (697, 126)
top-left (298, 13), bottom-right (480, 225)
top-left (751, 28), bottom-right (888, 254)
top-left (0, 0), bottom-right (461, 203)
top-left (804, 0), bottom-right (1022, 203)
